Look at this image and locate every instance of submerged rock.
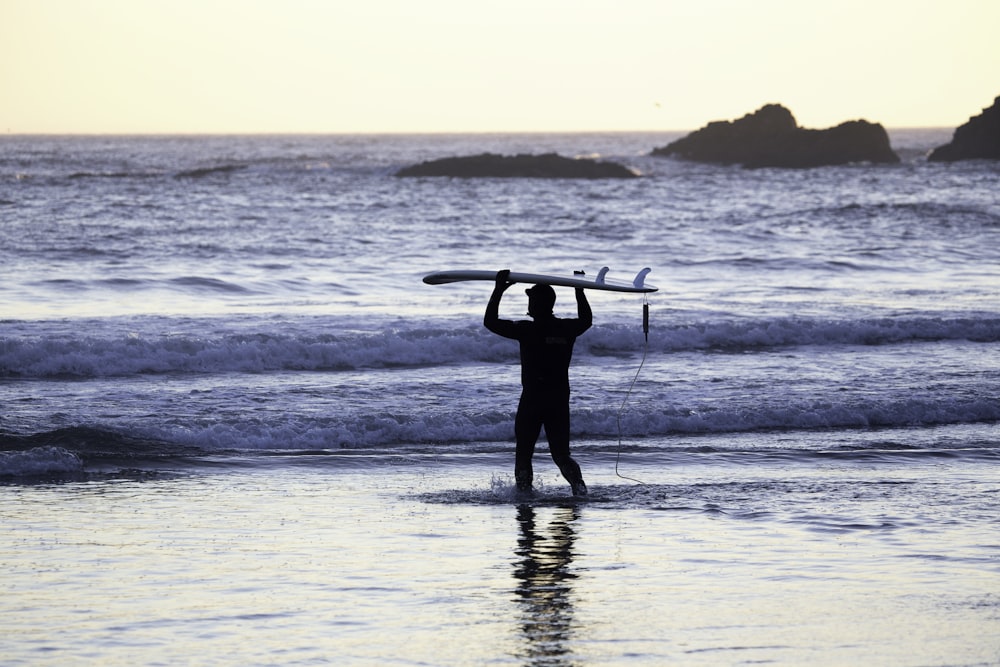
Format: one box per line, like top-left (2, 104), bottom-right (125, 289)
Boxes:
top-left (928, 96), bottom-right (1000, 162)
top-left (651, 104), bottom-right (900, 168)
top-left (396, 152), bottom-right (638, 179)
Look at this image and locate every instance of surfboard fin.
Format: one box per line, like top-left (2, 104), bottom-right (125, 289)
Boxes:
top-left (633, 268), bottom-right (652, 289)
top-left (595, 267), bottom-right (610, 285)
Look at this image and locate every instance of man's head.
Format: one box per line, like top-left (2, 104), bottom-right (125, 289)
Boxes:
top-left (526, 283), bottom-right (556, 318)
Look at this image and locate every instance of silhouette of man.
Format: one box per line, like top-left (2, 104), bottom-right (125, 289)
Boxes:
top-left (484, 269), bottom-right (592, 496)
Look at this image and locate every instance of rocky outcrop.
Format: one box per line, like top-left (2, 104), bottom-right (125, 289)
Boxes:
top-left (396, 152), bottom-right (638, 179)
top-left (928, 96), bottom-right (1000, 162)
top-left (651, 104), bottom-right (900, 168)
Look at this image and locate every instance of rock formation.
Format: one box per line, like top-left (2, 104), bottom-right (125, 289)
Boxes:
top-left (651, 104), bottom-right (900, 168)
top-left (396, 152), bottom-right (638, 179)
top-left (928, 96), bottom-right (1000, 162)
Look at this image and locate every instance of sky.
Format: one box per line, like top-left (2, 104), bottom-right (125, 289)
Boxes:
top-left (2, 0), bottom-right (998, 134)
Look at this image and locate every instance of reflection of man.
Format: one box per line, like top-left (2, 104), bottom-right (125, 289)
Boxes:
top-left (485, 270), bottom-right (592, 496)
top-left (513, 505), bottom-right (579, 665)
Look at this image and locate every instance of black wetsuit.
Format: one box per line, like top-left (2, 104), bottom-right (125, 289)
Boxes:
top-left (485, 284), bottom-right (591, 493)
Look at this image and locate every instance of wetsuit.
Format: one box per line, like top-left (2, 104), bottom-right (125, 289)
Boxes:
top-left (484, 277), bottom-right (592, 494)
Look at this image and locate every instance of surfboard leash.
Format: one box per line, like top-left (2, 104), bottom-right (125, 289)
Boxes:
top-left (615, 296), bottom-right (649, 485)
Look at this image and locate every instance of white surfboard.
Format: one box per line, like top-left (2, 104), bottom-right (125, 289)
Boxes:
top-left (423, 267), bottom-right (657, 293)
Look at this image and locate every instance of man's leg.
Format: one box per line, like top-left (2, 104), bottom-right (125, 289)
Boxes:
top-left (514, 394), bottom-right (542, 491)
top-left (544, 396), bottom-right (587, 496)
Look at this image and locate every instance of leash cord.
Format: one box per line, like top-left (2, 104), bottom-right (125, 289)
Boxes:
top-left (615, 298), bottom-right (649, 485)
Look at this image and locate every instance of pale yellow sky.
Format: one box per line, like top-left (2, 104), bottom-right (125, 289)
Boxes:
top-left (2, 0), bottom-right (997, 133)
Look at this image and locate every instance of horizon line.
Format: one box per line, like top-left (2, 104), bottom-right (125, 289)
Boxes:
top-left (2, 125), bottom-right (955, 137)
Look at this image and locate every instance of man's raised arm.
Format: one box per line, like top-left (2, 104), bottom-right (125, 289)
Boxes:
top-left (575, 287), bottom-right (593, 331)
top-left (484, 269), bottom-right (512, 333)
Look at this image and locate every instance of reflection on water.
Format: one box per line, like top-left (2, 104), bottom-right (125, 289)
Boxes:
top-left (512, 504), bottom-right (580, 666)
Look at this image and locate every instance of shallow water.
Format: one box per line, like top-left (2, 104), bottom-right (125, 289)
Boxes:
top-left (3, 438), bottom-right (998, 666)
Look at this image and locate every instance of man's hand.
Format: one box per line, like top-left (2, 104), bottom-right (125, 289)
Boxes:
top-left (495, 269), bottom-right (513, 290)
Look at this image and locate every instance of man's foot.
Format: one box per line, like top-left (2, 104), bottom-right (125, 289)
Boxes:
top-left (515, 473), bottom-right (533, 496)
top-left (570, 479), bottom-right (588, 497)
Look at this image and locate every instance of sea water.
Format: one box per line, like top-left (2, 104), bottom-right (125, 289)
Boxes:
top-left (1, 131), bottom-right (998, 665)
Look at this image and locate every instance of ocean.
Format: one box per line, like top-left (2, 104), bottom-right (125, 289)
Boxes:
top-left (1, 131), bottom-right (998, 665)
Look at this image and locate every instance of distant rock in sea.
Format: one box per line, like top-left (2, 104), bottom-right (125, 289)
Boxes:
top-left (928, 96), bottom-right (1000, 162)
top-left (395, 152), bottom-right (638, 179)
top-left (651, 104), bottom-right (900, 168)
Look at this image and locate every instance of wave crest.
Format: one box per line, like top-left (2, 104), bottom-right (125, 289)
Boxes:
top-left (2, 316), bottom-right (997, 378)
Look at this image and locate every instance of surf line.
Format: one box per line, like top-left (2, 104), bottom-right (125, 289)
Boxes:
top-left (615, 295), bottom-right (650, 486)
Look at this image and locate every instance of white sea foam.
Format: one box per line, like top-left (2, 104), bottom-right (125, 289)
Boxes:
top-left (2, 316), bottom-right (997, 378)
top-left (0, 446), bottom-right (83, 477)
